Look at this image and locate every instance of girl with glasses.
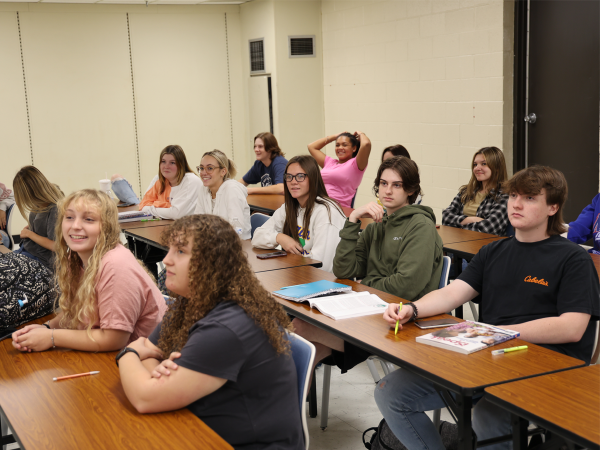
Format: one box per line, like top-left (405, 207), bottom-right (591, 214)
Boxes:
top-left (292, 157), bottom-right (444, 375)
top-left (194, 149), bottom-right (251, 239)
top-left (252, 155), bottom-right (346, 272)
top-left (306, 131), bottom-right (372, 207)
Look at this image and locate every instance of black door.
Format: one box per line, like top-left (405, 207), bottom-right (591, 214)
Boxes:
top-left (519, 0), bottom-right (599, 222)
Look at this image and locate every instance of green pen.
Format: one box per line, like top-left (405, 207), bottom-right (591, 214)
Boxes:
top-left (394, 303), bottom-right (403, 335)
top-left (141, 218), bottom-right (162, 222)
top-left (492, 345), bottom-right (528, 355)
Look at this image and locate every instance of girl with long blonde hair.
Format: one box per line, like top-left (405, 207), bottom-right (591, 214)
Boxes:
top-left (12, 166), bottom-right (63, 269)
top-left (12, 189), bottom-right (166, 352)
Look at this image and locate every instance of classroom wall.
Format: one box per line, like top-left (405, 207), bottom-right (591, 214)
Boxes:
top-left (321, 0), bottom-right (514, 221)
top-left (0, 2), bottom-right (247, 232)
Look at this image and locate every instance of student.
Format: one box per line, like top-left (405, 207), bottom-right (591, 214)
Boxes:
top-left (12, 166), bottom-right (64, 268)
top-left (115, 215), bottom-right (303, 449)
top-left (376, 166), bottom-right (599, 450)
top-left (567, 192), bottom-right (600, 254)
top-left (292, 157), bottom-right (443, 373)
top-left (12, 189), bottom-right (167, 352)
top-left (442, 146), bottom-right (509, 236)
top-left (251, 155), bottom-right (346, 272)
top-left (239, 132), bottom-right (288, 195)
top-left (194, 149), bottom-right (251, 239)
top-left (137, 145), bottom-right (202, 220)
top-left (381, 144), bottom-right (410, 162)
top-left (0, 182), bottom-right (15, 247)
top-left (307, 131), bottom-right (372, 208)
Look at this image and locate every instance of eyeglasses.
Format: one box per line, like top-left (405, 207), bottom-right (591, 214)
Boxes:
top-left (196, 165), bottom-right (219, 173)
top-left (284, 173), bottom-right (307, 182)
top-left (379, 180), bottom-right (404, 190)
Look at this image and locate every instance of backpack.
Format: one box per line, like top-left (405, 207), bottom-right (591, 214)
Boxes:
top-left (363, 419), bottom-right (407, 450)
top-left (0, 253), bottom-right (58, 327)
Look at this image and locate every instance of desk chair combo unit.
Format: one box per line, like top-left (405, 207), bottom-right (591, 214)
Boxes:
top-left (3, 204), bottom-right (15, 250)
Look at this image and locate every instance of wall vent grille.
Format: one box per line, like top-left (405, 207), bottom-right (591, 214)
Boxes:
top-left (289, 36), bottom-right (315, 58)
top-left (249, 39), bottom-right (265, 73)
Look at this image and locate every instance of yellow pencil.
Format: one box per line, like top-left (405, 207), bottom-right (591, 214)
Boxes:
top-left (394, 303), bottom-right (403, 335)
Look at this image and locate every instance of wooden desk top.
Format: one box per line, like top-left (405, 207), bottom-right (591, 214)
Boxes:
top-left (0, 316), bottom-right (231, 450)
top-left (443, 236), bottom-right (505, 260)
top-left (437, 225), bottom-right (501, 246)
top-left (120, 219), bottom-right (175, 230)
top-left (247, 194), bottom-right (285, 214)
top-left (123, 227), bottom-right (322, 272)
top-left (0, 244), bottom-right (10, 254)
top-left (485, 365), bottom-right (600, 449)
top-left (255, 266), bottom-right (585, 395)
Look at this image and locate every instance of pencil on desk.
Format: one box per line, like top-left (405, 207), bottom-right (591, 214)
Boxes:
top-left (53, 371), bottom-right (99, 382)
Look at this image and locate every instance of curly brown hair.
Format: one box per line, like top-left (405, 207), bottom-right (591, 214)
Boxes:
top-left (157, 214), bottom-right (292, 356)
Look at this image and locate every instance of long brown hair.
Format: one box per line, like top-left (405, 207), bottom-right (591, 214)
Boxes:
top-left (282, 155), bottom-right (343, 242)
top-left (54, 190), bottom-right (121, 336)
top-left (13, 166), bottom-right (64, 222)
top-left (502, 165), bottom-right (568, 236)
top-left (254, 132), bottom-right (285, 160)
top-left (157, 145), bottom-right (195, 194)
top-left (460, 147), bottom-right (507, 204)
top-left (158, 215), bottom-right (292, 355)
top-left (373, 156), bottom-right (422, 205)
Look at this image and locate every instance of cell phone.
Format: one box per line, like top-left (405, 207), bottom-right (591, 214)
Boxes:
top-left (0, 327), bottom-right (17, 342)
top-left (414, 318), bottom-right (459, 329)
top-left (118, 202), bottom-right (136, 207)
top-left (257, 251), bottom-right (287, 260)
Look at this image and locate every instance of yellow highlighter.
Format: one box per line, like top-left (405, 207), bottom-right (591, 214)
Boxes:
top-left (394, 303), bottom-right (403, 335)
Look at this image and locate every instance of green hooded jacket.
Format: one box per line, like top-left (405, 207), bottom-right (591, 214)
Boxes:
top-left (333, 205), bottom-right (443, 300)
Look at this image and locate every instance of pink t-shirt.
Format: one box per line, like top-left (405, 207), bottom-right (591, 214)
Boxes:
top-left (320, 156), bottom-right (366, 208)
top-left (78, 244), bottom-right (167, 343)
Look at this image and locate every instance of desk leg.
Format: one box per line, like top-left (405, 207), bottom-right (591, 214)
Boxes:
top-left (511, 415), bottom-right (528, 450)
top-left (454, 257), bottom-right (464, 319)
top-left (309, 369), bottom-right (318, 418)
top-left (440, 390), bottom-right (473, 450)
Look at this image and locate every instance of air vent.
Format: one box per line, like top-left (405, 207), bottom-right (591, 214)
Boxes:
top-left (249, 38), bottom-right (265, 74)
top-left (289, 36), bottom-right (315, 58)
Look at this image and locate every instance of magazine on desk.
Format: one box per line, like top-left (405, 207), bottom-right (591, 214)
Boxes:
top-left (118, 211), bottom-right (153, 223)
top-left (273, 281), bottom-right (388, 320)
top-left (416, 321), bottom-right (520, 354)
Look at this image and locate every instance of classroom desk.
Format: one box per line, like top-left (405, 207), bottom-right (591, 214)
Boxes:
top-left (123, 226), bottom-right (322, 272)
top-left (484, 365), bottom-right (600, 450)
top-left (0, 245), bottom-right (10, 254)
top-left (247, 194), bottom-right (284, 214)
top-left (437, 225), bottom-right (501, 246)
top-left (120, 219), bottom-right (175, 230)
top-left (0, 316), bottom-right (232, 450)
top-left (442, 236), bottom-right (506, 261)
top-left (255, 266), bottom-right (586, 450)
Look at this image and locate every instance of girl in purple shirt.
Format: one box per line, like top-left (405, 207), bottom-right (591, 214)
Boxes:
top-left (307, 131), bottom-right (372, 208)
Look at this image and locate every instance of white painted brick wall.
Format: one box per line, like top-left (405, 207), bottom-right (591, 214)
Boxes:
top-left (321, 0), bottom-right (509, 223)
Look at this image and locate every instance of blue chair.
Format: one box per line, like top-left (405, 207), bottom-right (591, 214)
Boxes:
top-left (4, 204), bottom-right (15, 250)
top-left (288, 332), bottom-right (315, 450)
top-left (350, 191), bottom-right (357, 208)
top-left (439, 255), bottom-right (451, 289)
top-left (505, 222), bottom-right (515, 237)
top-left (250, 213), bottom-right (270, 239)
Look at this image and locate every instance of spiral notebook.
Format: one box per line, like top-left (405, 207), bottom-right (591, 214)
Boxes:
top-left (273, 280), bottom-right (352, 301)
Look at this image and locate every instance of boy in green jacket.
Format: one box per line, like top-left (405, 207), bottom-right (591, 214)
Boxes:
top-left (293, 156), bottom-right (443, 373)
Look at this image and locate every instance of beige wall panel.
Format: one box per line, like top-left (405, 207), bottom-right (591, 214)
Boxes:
top-left (129, 12), bottom-right (232, 186)
top-left (0, 12), bottom-right (32, 233)
top-left (248, 75), bottom-right (271, 138)
top-left (18, 11), bottom-right (138, 197)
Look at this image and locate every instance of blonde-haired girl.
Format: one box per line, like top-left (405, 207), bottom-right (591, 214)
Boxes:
top-left (12, 189), bottom-right (166, 352)
top-left (194, 149), bottom-right (251, 239)
top-left (12, 166), bottom-right (64, 269)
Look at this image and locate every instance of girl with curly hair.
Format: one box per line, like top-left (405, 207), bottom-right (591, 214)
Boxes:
top-left (251, 155), bottom-right (346, 272)
top-left (116, 215), bottom-right (303, 449)
top-left (11, 189), bottom-right (166, 352)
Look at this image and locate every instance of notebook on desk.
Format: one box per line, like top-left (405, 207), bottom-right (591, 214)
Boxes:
top-left (273, 280), bottom-right (352, 301)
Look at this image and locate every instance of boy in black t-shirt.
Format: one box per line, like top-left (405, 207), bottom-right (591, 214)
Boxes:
top-left (375, 166), bottom-right (599, 450)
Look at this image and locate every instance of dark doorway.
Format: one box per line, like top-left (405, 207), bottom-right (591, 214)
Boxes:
top-left (514, 0), bottom-right (599, 223)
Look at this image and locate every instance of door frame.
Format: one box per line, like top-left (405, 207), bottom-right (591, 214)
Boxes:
top-left (512, 0), bottom-right (528, 174)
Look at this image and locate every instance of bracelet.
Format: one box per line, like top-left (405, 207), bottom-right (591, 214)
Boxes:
top-left (50, 328), bottom-right (56, 349)
top-left (43, 322), bottom-right (51, 329)
top-left (408, 303), bottom-right (419, 323)
top-left (115, 347), bottom-right (141, 367)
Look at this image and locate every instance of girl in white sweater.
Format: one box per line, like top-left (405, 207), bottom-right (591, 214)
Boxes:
top-left (251, 155), bottom-right (346, 272)
top-left (194, 150), bottom-right (251, 239)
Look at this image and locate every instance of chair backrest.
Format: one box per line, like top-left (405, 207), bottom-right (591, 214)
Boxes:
top-left (350, 191), bottom-right (357, 208)
top-left (288, 332), bottom-right (315, 450)
top-left (505, 222), bottom-right (515, 237)
top-left (438, 256), bottom-right (451, 289)
top-left (250, 213), bottom-right (270, 239)
top-left (592, 320), bottom-right (600, 365)
top-left (5, 204), bottom-right (15, 250)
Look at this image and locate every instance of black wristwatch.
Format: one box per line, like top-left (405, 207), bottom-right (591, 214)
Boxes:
top-left (115, 347), bottom-right (140, 367)
top-left (407, 303), bottom-right (419, 323)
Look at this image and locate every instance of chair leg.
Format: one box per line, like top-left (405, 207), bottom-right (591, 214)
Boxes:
top-left (320, 365), bottom-right (331, 430)
top-left (308, 369), bottom-right (318, 418)
top-left (366, 357), bottom-right (381, 383)
top-left (381, 361), bottom-right (396, 376)
top-left (433, 408), bottom-right (442, 430)
top-left (1, 410), bottom-right (9, 450)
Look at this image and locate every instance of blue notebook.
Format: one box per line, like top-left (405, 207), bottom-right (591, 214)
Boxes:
top-left (273, 280), bottom-right (352, 302)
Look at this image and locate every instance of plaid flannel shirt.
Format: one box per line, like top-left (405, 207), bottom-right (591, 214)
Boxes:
top-left (442, 189), bottom-right (509, 236)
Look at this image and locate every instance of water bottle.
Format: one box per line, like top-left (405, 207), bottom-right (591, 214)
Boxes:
top-left (231, 218), bottom-right (243, 238)
top-left (18, 294), bottom-right (28, 308)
